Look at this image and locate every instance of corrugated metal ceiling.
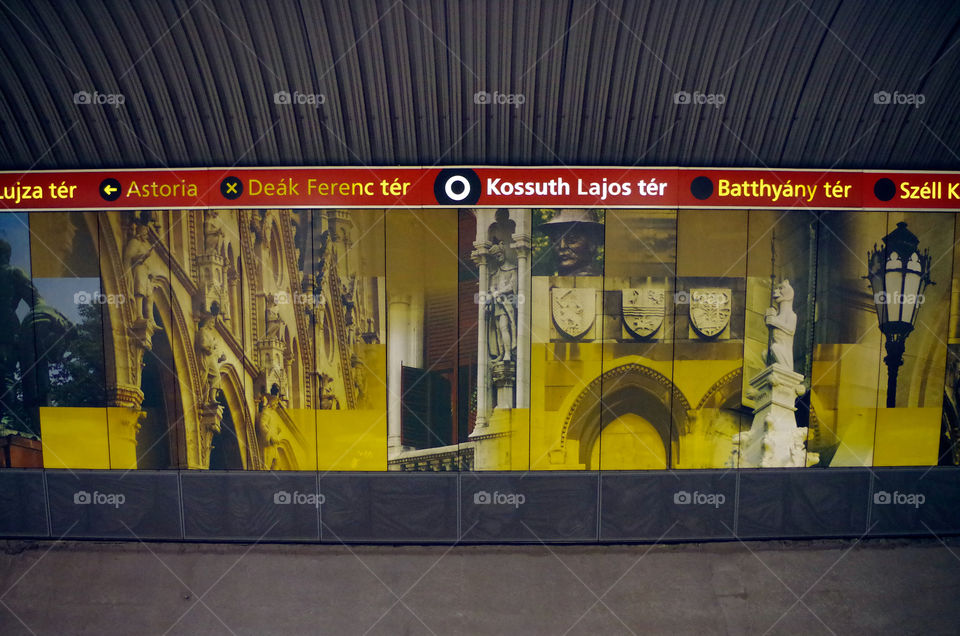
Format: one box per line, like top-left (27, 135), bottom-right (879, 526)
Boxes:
top-left (0, 0), bottom-right (958, 170)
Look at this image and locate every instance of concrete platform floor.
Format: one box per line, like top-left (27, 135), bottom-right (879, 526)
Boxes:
top-left (1, 537), bottom-right (959, 635)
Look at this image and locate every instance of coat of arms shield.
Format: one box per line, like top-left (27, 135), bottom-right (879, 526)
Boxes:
top-left (621, 287), bottom-right (665, 338)
top-left (551, 288), bottom-right (595, 339)
top-left (689, 288), bottom-right (731, 338)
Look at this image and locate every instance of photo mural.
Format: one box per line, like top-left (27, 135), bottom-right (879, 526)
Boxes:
top-left (0, 207), bottom-right (955, 471)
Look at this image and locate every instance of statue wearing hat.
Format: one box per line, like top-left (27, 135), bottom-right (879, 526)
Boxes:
top-left (537, 209), bottom-right (604, 276)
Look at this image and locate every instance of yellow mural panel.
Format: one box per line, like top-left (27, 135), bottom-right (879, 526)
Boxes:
top-left (830, 408), bottom-right (878, 467)
top-left (40, 407), bottom-right (110, 470)
top-left (874, 408), bottom-right (941, 466)
top-left (317, 410), bottom-right (387, 471)
top-left (3, 207), bottom-right (957, 472)
top-left (282, 409), bottom-right (318, 472)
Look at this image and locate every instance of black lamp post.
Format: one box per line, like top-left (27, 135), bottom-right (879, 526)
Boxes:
top-left (866, 222), bottom-right (933, 408)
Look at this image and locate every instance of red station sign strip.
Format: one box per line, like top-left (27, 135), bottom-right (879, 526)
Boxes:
top-left (472, 167), bottom-right (677, 207)
top-left (677, 169), bottom-right (863, 209)
top-left (0, 168), bottom-right (214, 210)
top-left (0, 167), bottom-right (958, 211)
top-left (862, 171), bottom-right (960, 209)
top-left (208, 167), bottom-right (437, 208)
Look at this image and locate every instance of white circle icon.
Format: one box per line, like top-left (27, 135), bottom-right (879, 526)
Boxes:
top-left (444, 175), bottom-right (471, 201)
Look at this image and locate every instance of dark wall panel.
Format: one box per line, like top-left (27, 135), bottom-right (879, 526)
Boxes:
top-left (0, 1), bottom-right (958, 170)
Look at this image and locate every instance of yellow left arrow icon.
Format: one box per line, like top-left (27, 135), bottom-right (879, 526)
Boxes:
top-left (99, 178), bottom-right (122, 201)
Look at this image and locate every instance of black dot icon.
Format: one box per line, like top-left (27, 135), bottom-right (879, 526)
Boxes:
top-left (690, 176), bottom-right (713, 200)
top-left (873, 178), bottom-right (896, 202)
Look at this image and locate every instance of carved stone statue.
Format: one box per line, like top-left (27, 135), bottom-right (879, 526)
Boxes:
top-left (319, 372), bottom-right (340, 410)
top-left (350, 353), bottom-right (367, 402)
top-left (196, 317), bottom-right (226, 404)
top-left (341, 275), bottom-right (356, 327)
top-left (264, 293), bottom-right (283, 341)
top-left (198, 211), bottom-right (231, 320)
top-left (730, 278), bottom-right (818, 469)
top-left (203, 210), bottom-right (225, 255)
top-left (315, 290), bottom-right (327, 334)
top-left (257, 294), bottom-right (288, 399)
top-left (765, 279), bottom-right (797, 370)
top-left (789, 427), bottom-right (810, 466)
top-left (256, 393), bottom-right (282, 470)
top-left (487, 242), bottom-right (518, 362)
top-left (123, 221), bottom-right (155, 322)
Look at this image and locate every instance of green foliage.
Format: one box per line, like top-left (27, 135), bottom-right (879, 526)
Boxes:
top-left (47, 302), bottom-right (106, 407)
top-left (0, 377), bottom-right (34, 438)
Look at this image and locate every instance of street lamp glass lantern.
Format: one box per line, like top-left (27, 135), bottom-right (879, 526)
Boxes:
top-left (867, 222), bottom-right (932, 330)
top-left (866, 221), bottom-right (934, 407)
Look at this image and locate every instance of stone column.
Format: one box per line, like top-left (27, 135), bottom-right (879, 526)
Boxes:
top-left (471, 241), bottom-right (491, 430)
top-left (226, 266), bottom-right (239, 323)
top-left (732, 364), bottom-right (817, 468)
top-left (256, 340), bottom-right (286, 396)
top-left (107, 385), bottom-right (145, 470)
top-left (199, 403), bottom-right (225, 468)
top-left (387, 296), bottom-right (409, 455)
top-left (512, 227), bottom-right (531, 409)
top-left (492, 361), bottom-right (516, 409)
top-left (197, 252), bottom-right (224, 314)
top-left (387, 294), bottom-right (422, 455)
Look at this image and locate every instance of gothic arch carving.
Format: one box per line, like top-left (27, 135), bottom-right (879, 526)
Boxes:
top-left (265, 215), bottom-right (285, 288)
top-left (560, 362), bottom-right (690, 467)
top-left (154, 286), bottom-right (202, 403)
top-left (280, 211), bottom-right (315, 407)
top-left (219, 365), bottom-right (254, 469)
top-left (96, 213), bottom-right (131, 392)
top-left (696, 368), bottom-right (743, 411)
top-left (97, 212), bottom-right (159, 396)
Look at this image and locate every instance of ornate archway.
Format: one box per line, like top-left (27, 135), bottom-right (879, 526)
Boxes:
top-left (560, 362), bottom-right (689, 468)
top-left (207, 368), bottom-right (251, 470)
top-left (696, 368), bottom-right (744, 411)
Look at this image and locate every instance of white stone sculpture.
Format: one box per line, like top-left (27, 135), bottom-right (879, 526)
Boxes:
top-left (730, 278), bottom-right (818, 468)
top-left (766, 279), bottom-right (797, 369)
